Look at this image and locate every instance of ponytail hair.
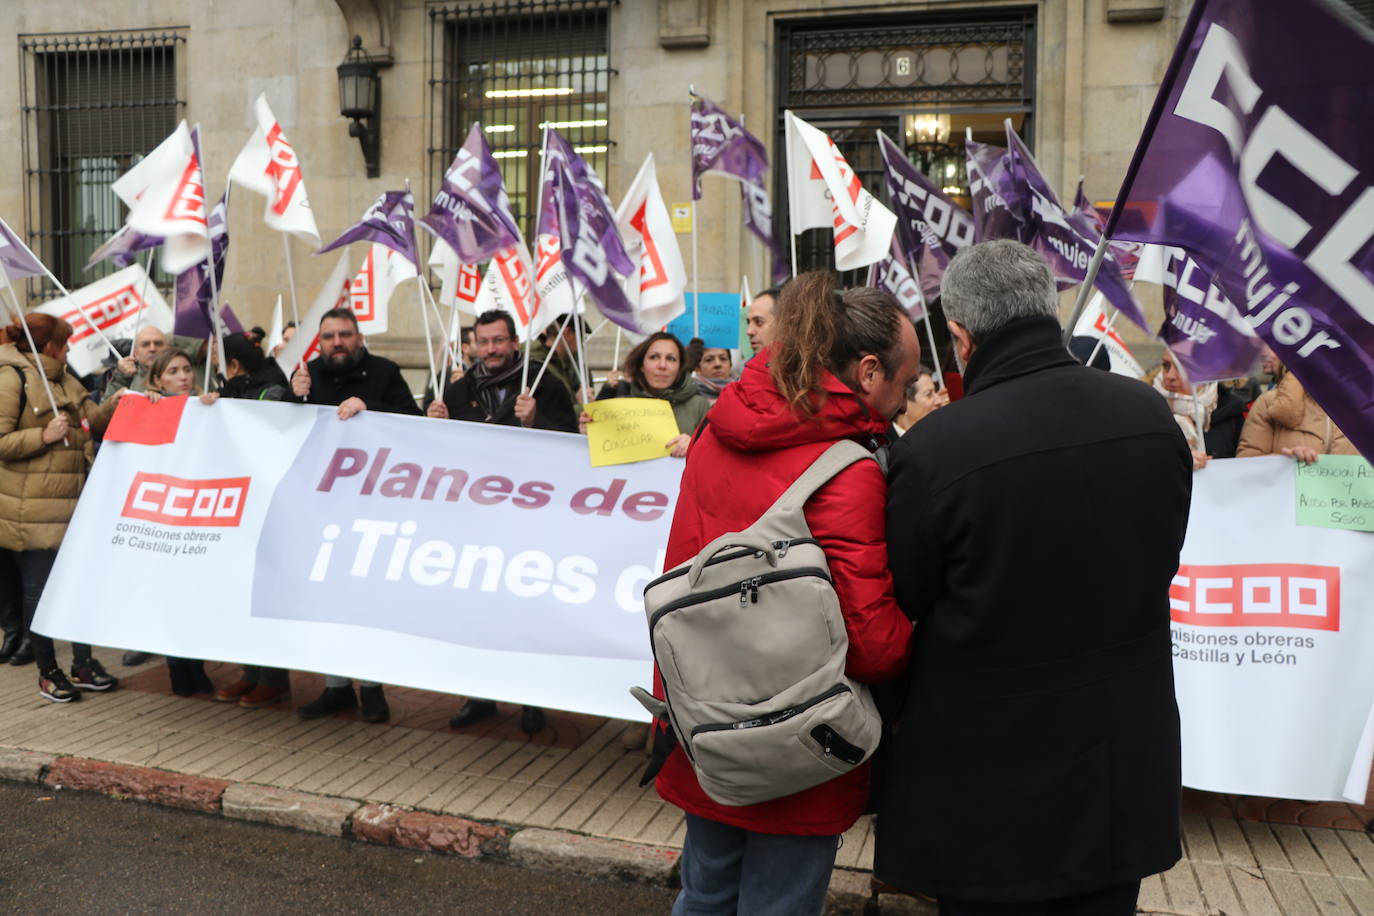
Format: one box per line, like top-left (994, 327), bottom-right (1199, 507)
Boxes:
top-left (769, 270), bottom-right (906, 418)
top-left (1, 313), bottom-right (72, 355)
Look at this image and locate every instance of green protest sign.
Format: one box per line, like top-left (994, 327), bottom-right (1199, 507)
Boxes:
top-left (1295, 455), bottom-right (1374, 533)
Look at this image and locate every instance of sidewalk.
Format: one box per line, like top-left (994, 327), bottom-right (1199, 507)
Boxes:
top-left (4, 650), bottom-right (1374, 914)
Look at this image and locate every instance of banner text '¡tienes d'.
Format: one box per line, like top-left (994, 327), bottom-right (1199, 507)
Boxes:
top-left (315, 447), bottom-right (671, 522)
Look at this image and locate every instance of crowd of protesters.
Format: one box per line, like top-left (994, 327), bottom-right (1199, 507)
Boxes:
top-left (0, 241), bottom-right (1359, 913)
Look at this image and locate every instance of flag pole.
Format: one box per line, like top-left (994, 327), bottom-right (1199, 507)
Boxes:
top-left (413, 274), bottom-right (440, 401)
top-left (34, 265), bottom-right (121, 361)
top-left (688, 85), bottom-right (700, 337)
top-left (281, 233), bottom-right (302, 328)
top-left (205, 235), bottom-right (227, 393)
top-left (523, 125), bottom-right (552, 392)
top-left (572, 303), bottom-right (591, 403)
top-left (128, 248), bottom-right (155, 356)
top-left (906, 259), bottom-right (946, 389)
top-left (530, 307), bottom-right (577, 394)
top-left (1062, 236), bottom-right (1110, 346)
top-left (784, 111), bottom-right (800, 278)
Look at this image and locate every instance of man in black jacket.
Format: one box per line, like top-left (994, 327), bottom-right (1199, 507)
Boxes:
top-left (426, 309), bottom-right (573, 735)
top-left (876, 240), bottom-right (1192, 915)
top-left (289, 307), bottom-right (421, 724)
top-left (426, 309), bottom-right (577, 433)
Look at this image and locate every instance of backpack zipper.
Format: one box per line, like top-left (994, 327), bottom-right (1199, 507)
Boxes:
top-left (690, 684), bottom-right (852, 735)
top-left (643, 539), bottom-right (821, 592)
top-left (648, 566), bottom-right (832, 632)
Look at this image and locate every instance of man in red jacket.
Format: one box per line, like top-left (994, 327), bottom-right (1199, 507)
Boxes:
top-left (659, 273), bottom-right (918, 915)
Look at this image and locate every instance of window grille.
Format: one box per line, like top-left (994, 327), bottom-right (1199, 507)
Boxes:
top-left (18, 29), bottom-right (185, 297)
top-left (428, 0), bottom-right (615, 244)
top-left (775, 9), bottom-right (1035, 283)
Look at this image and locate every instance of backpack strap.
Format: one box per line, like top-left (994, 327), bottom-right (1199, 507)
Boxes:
top-left (752, 439), bottom-right (873, 532)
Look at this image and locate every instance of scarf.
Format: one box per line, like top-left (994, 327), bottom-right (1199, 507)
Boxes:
top-left (1152, 374), bottom-right (1218, 451)
top-left (470, 357), bottom-right (522, 418)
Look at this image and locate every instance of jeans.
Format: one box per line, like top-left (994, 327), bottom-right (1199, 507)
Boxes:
top-left (672, 813), bottom-right (838, 916)
top-left (0, 549), bottom-right (21, 637)
top-left (19, 549), bottom-right (90, 672)
top-left (937, 880), bottom-right (1141, 916)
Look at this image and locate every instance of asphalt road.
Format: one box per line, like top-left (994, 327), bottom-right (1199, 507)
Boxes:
top-left (0, 781), bottom-right (677, 915)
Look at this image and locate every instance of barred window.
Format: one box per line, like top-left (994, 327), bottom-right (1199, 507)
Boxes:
top-left (429, 0), bottom-right (614, 242)
top-left (19, 30), bottom-right (185, 296)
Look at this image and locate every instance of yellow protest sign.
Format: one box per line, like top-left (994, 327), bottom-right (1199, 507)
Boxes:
top-left (670, 203), bottom-right (693, 233)
top-left (584, 398), bottom-right (680, 467)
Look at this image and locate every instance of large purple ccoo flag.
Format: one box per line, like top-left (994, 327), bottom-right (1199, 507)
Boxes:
top-left (1107, 0), bottom-right (1374, 458)
top-left (420, 123), bottom-right (522, 264)
top-left (541, 129), bottom-right (639, 332)
top-left (87, 223), bottom-right (162, 271)
top-left (1075, 178), bottom-right (1140, 279)
top-left (320, 189), bottom-right (418, 266)
top-left (690, 93), bottom-right (790, 284)
top-left (1003, 124), bottom-right (1152, 334)
top-left (877, 130), bottom-right (975, 303)
top-left (0, 216), bottom-right (49, 282)
top-left (964, 137), bottom-right (1024, 243)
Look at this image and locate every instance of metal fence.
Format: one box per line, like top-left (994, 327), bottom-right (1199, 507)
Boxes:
top-left (427, 0), bottom-right (615, 243)
top-left (18, 29), bottom-right (185, 297)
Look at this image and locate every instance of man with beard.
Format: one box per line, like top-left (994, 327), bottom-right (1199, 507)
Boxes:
top-left (426, 309), bottom-right (575, 735)
top-left (425, 310), bottom-right (577, 432)
top-left (290, 307), bottom-right (420, 723)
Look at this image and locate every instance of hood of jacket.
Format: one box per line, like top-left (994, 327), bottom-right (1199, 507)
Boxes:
top-left (0, 344), bottom-right (63, 381)
top-left (704, 348), bottom-right (888, 452)
top-left (962, 315), bottom-right (1078, 397)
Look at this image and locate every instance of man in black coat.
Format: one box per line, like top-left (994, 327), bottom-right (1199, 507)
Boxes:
top-left (291, 307), bottom-right (421, 419)
top-left (876, 240), bottom-right (1192, 915)
top-left (425, 308), bottom-right (575, 735)
top-left (289, 306), bottom-right (421, 724)
top-left (425, 309), bottom-right (577, 433)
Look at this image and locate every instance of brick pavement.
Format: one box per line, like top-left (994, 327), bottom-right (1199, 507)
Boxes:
top-left (4, 650), bottom-right (1374, 913)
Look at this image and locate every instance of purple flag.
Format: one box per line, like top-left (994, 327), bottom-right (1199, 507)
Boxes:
top-left (319, 190), bottom-right (417, 265)
top-left (0, 216), bottom-right (49, 282)
top-left (1107, 0), bottom-right (1374, 457)
top-left (690, 93), bottom-right (789, 284)
top-left (541, 129), bottom-right (639, 332)
top-left (1003, 125), bottom-right (1151, 334)
top-left (1137, 243), bottom-right (1266, 382)
top-left (174, 191), bottom-right (237, 338)
top-left (87, 223), bottom-right (163, 271)
top-left (866, 233), bottom-right (926, 322)
top-left (420, 124), bottom-right (521, 264)
top-left (877, 131), bottom-right (974, 303)
top-left (965, 137), bottom-right (1023, 243)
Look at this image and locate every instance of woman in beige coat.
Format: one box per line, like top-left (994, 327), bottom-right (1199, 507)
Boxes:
top-left (1237, 365), bottom-right (1358, 463)
top-left (0, 314), bottom-right (124, 702)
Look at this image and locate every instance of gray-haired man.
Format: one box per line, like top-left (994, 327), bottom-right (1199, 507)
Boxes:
top-left (875, 240), bottom-right (1192, 914)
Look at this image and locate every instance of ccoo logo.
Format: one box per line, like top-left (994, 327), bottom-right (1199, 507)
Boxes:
top-left (122, 472), bottom-right (250, 527)
top-left (1170, 563), bottom-right (1340, 632)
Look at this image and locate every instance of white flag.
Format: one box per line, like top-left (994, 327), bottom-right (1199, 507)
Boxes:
top-left (1072, 292), bottom-right (1145, 379)
top-left (228, 95), bottom-right (321, 246)
top-left (426, 238), bottom-right (482, 317)
top-left (784, 111), bottom-right (896, 271)
top-left (274, 254), bottom-right (351, 376)
top-left (35, 264), bottom-right (173, 377)
top-left (265, 295), bottom-right (284, 355)
top-left (615, 153), bottom-right (686, 334)
top-left (345, 243), bottom-right (418, 336)
top-left (109, 121), bottom-right (211, 275)
top-left (474, 244), bottom-right (543, 341)
top-left (533, 234), bottom-right (579, 330)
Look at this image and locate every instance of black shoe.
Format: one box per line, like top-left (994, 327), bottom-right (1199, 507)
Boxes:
top-left (122, 651), bottom-right (152, 666)
top-left (39, 667), bottom-right (80, 703)
top-left (70, 659), bottom-right (118, 692)
top-left (359, 685), bottom-right (390, 724)
top-left (448, 699), bottom-right (497, 729)
top-left (0, 630), bottom-right (20, 663)
top-left (9, 637), bottom-right (33, 666)
top-left (297, 686), bottom-right (356, 719)
top-left (520, 706), bottom-right (546, 735)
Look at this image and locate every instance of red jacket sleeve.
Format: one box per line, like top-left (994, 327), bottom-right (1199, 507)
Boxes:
top-left (803, 460), bottom-right (913, 683)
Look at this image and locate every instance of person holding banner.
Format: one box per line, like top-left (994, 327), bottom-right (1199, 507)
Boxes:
top-left (426, 311), bottom-right (576, 433)
top-left (0, 315), bottom-right (128, 702)
top-left (1150, 354), bottom-right (1247, 465)
top-left (655, 272), bottom-right (919, 916)
top-left (876, 241), bottom-right (1192, 915)
top-left (1237, 363), bottom-right (1358, 464)
top-left (587, 333), bottom-right (711, 457)
top-left (291, 308), bottom-right (420, 420)
top-left (528, 316), bottom-right (592, 404)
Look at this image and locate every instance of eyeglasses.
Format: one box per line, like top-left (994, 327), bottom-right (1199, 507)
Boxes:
top-left (476, 336), bottom-right (512, 346)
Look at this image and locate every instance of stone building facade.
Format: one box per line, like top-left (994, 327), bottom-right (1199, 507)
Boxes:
top-left (0, 0), bottom-right (1195, 371)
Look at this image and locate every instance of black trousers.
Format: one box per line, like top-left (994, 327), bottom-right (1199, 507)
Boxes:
top-left (15, 548), bottom-right (90, 672)
top-left (938, 880), bottom-right (1140, 916)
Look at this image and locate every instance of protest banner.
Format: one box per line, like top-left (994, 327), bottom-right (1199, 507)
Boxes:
top-left (35, 397), bottom-right (682, 722)
top-left (35, 264), bottom-right (173, 377)
top-left (667, 293), bottom-right (740, 350)
top-left (1175, 456), bottom-right (1374, 802)
top-left (583, 398), bottom-right (680, 467)
top-left (1295, 456), bottom-right (1374, 533)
